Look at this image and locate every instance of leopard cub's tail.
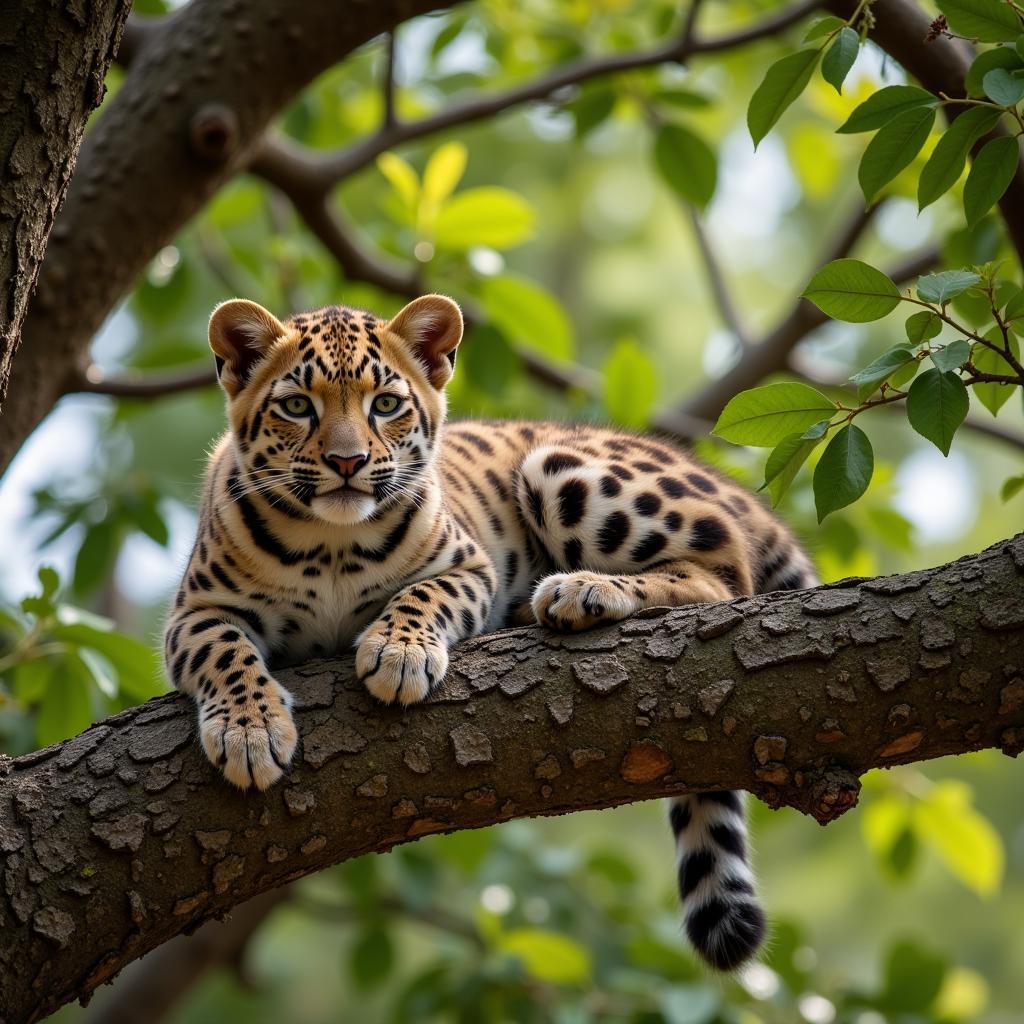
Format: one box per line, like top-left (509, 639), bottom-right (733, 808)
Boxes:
top-left (668, 791), bottom-right (766, 971)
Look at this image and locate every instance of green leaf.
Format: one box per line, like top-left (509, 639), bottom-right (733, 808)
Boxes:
top-left (497, 928), bottom-right (591, 986)
top-left (964, 136), bottom-right (1020, 226)
top-left (36, 652), bottom-right (95, 746)
top-left (73, 520), bottom-right (119, 597)
top-left (849, 347), bottom-right (916, 400)
top-left (478, 274), bottom-right (574, 362)
top-left (812, 424), bottom-right (874, 521)
top-left (803, 15), bottom-right (845, 41)
top-left (973, 329), bottom-right (1021, 414)
top-left (937, 0), bottom-right (1022, 42)
top-left (931, 338), bottom-right (972, 372)
top-left (966, 46), bottom-right (1024, 96)
top-left (858, 104), bottom-right (936, 203)
top-left (888, 359), bottom-right (921, 391)
top-left (421, 142), bottom-right (468, 213)
top-left (905, 310), bottom-right (943, 342)
top-left (918, 106), bottom-right (1001, 209)
top-left (11, 658), bottom-right (54, 703)
top-left (570, 87), bottom-right (617, 137)
top-left (653, 123), bottom-right (717, 209)
top-left (350, 926), bottom-right (395, 990)
top-left (714, 383), bottom-right (835, 447)
top-left (52, 619), bottom-right (163, 702)
top-left (837, 85), bottom-right (936, 134)
top-left (802, 258), bottom-right (901, 322)
top-left (376, 152), bottom-right (419, 221)
top-left (603, 338), bottom-right (658, 428)
top-left (881, 940), bottom-right (947, 1012)
top-left (1003, 285), bottom-right (1024, 332)
top-left (913, 781), bottom-right (1004, 897)
top-left (906, 368), bottom-right (969, 454)
top-left (761, 420), bottom-right (829, 505)
top-left (1001, 474), bottom-right (1024, 500)
top-left (747, 49), bottom-right (821, 147)
top-left (433, 187), bottom-right (535, 250)
top-left (916, 269), bottom-right (982, 303)
top-left (982, 66), bottom-right (1024, 105)
top-left (822, 27), bottom-right (860, 93)
top-left (651, 87), bottom-right (712, 110)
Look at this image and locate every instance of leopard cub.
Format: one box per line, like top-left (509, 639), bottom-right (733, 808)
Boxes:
top-left (164, 294), bottom-right (815, 969)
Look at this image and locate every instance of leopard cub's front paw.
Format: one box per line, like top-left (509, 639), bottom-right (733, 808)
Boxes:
top-left (198, 676), bottom-right (298, 791)
top-left (356, 621), bottom-right (448, 705)
top-left (531, 571), bottom-right (635, 632)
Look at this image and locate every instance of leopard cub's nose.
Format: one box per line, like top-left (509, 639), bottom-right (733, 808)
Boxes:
top-left (325, 452), bottom-right (369, 478)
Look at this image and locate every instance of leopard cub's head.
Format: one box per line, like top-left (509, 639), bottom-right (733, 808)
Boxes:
top-left (209, 294), bottom-right (463, 526)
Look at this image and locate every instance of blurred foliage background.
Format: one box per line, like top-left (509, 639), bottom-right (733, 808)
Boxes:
top-left (1, 0), bottom-right (1022, 1021)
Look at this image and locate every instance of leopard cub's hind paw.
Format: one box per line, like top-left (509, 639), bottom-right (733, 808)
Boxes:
top-left (531, 571), bottom-right (635, 632)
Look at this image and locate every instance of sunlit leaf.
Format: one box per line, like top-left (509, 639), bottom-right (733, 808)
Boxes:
top-left (604, 338), bottom-right (658, 428)
top-left (912, 781), bottom-right (1005, 897)
top-left (497, 928), bottom-right (591, 986)
top-left (803, 15), bottom-right (845, 41)
top-left (803, 258), bottom-right (901, 322)
top-left (1001, 474), bottom-right (1024, 500)
top-left (761, 420), bottom-right (829, 505)
top-left (421, 142), bottom-right (468, 214)
top-left (434, 187), bottom-right (535, 250)
top-left (714, 383), bottom-right (835, 447)
top-left (478, 274), bottom-right (573, 362)
top-left (376, 151), bottom-right (420, 220)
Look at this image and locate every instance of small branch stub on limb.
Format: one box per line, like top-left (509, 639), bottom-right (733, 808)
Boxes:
top-left (190, 104), bottom-right (240, 164)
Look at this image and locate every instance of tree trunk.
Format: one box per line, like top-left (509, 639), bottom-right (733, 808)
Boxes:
top-left (0, 0), bottom-right (446, 479)
top-left (1, 533), bottom-right (1021, 1023)
top-left (0, 0), bottom-right (131, 412)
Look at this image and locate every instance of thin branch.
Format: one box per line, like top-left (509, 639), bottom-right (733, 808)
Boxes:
top-left (686, 206), bottom-right (752, 351)
top-left (789, 353), bottom-right (1024, 453)
top-left (78, 364), bottom-right (216, 398)
top-left (263, 1), bottom-right (825, 190)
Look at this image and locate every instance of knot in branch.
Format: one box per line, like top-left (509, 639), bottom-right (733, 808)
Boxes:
top-left (190, 103), bottom-right (239, 163)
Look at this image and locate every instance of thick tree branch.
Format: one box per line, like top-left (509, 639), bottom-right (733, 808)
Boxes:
top-left (2, 534), bottom-right (1022, 1023)
top-left (0, 0), bottom-right (131, 412)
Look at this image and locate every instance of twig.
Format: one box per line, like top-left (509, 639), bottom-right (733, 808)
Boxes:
top-left (686, 206), bottom-right (752, 351)
top-left (78, 364), bottom-right (216, 398)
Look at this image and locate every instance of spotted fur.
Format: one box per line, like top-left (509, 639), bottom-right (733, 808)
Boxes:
top-left (164, 294), bottom-right (817, 969)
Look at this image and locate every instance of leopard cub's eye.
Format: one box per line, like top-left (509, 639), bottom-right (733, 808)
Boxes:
top-left (281, 395), bottom-right (313, 417)
top-left (372, 394), bottom-right (401, 415)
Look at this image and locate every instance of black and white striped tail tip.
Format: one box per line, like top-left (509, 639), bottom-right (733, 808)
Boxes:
top-left (669, 791), bottom-right (767, 972)
top-left (684, 887), bottom-right (767, 971)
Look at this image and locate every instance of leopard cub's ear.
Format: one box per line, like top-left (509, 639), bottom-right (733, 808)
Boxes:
top-left (386, 294), bottom-right (464, 388)
top-left (209, 299), bottom-right (288, 396)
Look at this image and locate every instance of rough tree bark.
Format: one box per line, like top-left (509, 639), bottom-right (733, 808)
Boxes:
top-left (0, 0), bottom-right (131, 409)
top-left (0, 0), bottom-right (443, 478)
top-left (1, 534), bottom-right (1022, 1024)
